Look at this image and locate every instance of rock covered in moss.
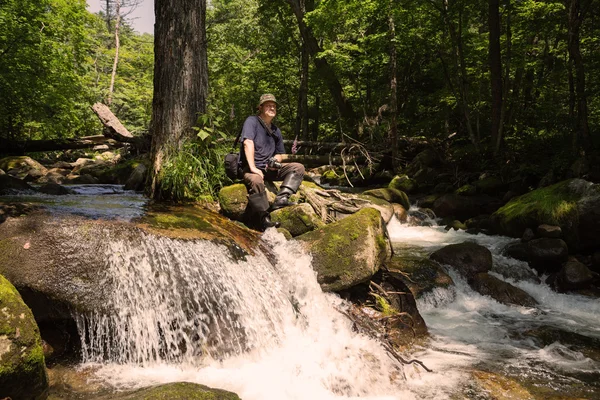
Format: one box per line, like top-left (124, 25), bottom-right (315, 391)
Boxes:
top-left (271, 203), bottom-right (325, 237)
top-left (430, 242), bottom-right (492, 279)
top-left (388, 174), bottom-right (417, 194)
top-left (296, 208), bottom-right (391, 292)
top-left (474, 176), bottom-right (506, 195)
top-left (455, 184), bottom-right (476, 196)
top-left (218, 184), bottom-right (248, 220)
top-left (124, 164), bottom-right (147, 191)
top-left (362, 188), bottom-right (410, 210)
top-left (355, 194), bottom-right (394, 223)
top-left (0, 156), bottom-right (47, 182)
top-left (110, 382), bottom-right (240, 399)
top-left (0, 274), bottom-right (48, 400)
top-left (491, 179), bottom-right (600, 252)
top-left (433, 193), bottom-right (500, 221)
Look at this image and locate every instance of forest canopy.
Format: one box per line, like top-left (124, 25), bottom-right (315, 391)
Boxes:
top-left (1, 0), bottom-right (599, 173)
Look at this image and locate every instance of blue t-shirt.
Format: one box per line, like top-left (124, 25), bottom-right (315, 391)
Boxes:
top-left (239, 115), bottom-right (285, 169)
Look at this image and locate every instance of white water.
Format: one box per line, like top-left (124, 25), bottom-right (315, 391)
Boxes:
top-left (76, 214), bottom-right (600, 399)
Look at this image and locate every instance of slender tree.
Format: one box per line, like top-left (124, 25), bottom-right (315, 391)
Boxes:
top-left (489, 0), bottom-right (503, 154)
top-left (107, 0), bottom-right (121, 106)
top-left (148, 0), bottom-right (209, 199)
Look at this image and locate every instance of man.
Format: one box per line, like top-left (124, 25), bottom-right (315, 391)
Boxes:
top-left (239, 94), bottom-right (305, 231)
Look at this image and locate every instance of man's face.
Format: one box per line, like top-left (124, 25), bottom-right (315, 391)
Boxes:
top-left (260, 101), bottom-right (277, 119)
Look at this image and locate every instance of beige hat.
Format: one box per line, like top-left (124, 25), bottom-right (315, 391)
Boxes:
top-left (258, 93), bottom-right (278, 106)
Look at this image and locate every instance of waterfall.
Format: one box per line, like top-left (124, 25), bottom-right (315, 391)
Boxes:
top-left (75, 229), bottom-right (411, 399)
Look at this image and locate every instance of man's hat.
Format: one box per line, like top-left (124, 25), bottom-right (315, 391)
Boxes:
top-left (258, 93), bottom-right (278, 106)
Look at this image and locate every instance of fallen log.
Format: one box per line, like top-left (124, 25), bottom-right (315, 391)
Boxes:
top-left (1, 136), bottom-right (123, 155)
top-left (280, 154), bottom-right (367, 167)
top-left (91, 103), bottom-right (135, 142)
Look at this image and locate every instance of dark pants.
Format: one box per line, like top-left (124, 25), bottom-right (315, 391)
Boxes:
top-left (242, 162), bottom-right (305, 195)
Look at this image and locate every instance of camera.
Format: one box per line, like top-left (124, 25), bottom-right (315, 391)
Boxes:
top-left (268, 157), bottom-right (283, 169)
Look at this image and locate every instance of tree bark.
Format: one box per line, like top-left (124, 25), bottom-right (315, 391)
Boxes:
top-left (1, 136), bottom-right (122, 155)
top-left (107, 0), bottom-right (121, 107)
top-left (295, 14), bottom-right (310, 141)
top-left (489, 0), bottom-right (503, 154)
top-left (567, 0), bottom-right (592, 150)
top-left (389, 0), bottom-right (398, 169)
top-left (285, 0), bottom-right (356, 126)
top-left (149, 0), bottom-right (208, 199)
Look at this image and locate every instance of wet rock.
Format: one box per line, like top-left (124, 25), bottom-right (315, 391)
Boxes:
top-left (385, 257), bottom-right (454, 298)
top-left (502, 242), bottom-right (529, 262)
top-left (356, 194), bottom-right (395, 223)
top-left (430, 242), bottom-right (493, 279)
top-left (296, 208), bottom-right (391, 292)
top-left (0, 174), bottom-right (35, 194)
top-left (124, 164), bottom-right (147, 191)
top-left (70, 158), bottom-right (96, 170)
top-left (37, 168), bottom-right (70, 184)
top-left (537, 224), bottom-right (561, 238)
top-left (550, 260), bottom-right (596, 292)
top-left (445, 220), bottom-right (467, 231)
top-left (271, 203), bottom-right (325, 237)
top-left (50, 161), bottom-right (73, 170)
top-left (521, 228), bottom-right (535, 242)
top-left (465, 214), bottom-right (494, 232)
top-left (527, 238), bottom-right (569, 273)
top-left (474, 176), bottom-right (506, 196)
top-left (432, 182), bottom-right (454, 194)
top-left (106, 382), bottom-right (241, 399)
top-left (469, 273), bottom-right (538, 307)
top-left (469, 370), bottom-right (535, 400)
top-left (415, 194), bottom-right (439, 209)
top-left (0, 274), bottom-right (48, 399)
top-left (0, 168), bottom-right (5, 175)
top-left (521, 326), bottom-right (600, 362)
top-left (392, 203), bottom-right (408, 223)
top-left (218, 184), bottom-right (248, 221)
top-left (38, 183), bottom-right (73, 195)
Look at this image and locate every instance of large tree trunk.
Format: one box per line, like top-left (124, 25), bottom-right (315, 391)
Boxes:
top-left (489, 0), bottom-right (503, 154)
top-left (388, 0), bottom-right (398, 169)
top-left (149, 0), bottom-right (208, 199)
top-left (567, 0), bottom-right (592, 150)
top-left (296, 30), bottom-right (310, 141)
top-left (107, 0), bottom-right (121, 107)
top-left (286, 0), bottom-right (356, 127)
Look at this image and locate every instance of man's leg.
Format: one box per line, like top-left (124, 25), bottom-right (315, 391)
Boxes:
top-left (271, 162), bottom-right (305, 210)
top-left (243, 169), bottom-right (280, 230)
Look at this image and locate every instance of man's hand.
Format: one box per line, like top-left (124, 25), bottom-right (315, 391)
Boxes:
top-left (250, 167), bottom-right (264, 179)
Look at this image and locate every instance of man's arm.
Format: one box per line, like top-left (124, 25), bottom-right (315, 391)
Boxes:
top-left (243, 139), bottom-right (264, 179)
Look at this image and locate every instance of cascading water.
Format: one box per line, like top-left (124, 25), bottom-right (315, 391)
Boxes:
top-left (75, 229), bottom-right (415, 399)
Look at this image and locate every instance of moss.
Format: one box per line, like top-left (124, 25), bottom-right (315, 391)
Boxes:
top-left (114, 382), bottom-right (241, 400)
top-left (455, 184), bottom-right (476, 196)
top-left (492, 179), bottom-right (579, 237)
top-left (361, 188), bottom-right (410, 210)
top-left (389, 175), bottom-right (417, 193)
top-left (296, 208), bottom-right (384, 291)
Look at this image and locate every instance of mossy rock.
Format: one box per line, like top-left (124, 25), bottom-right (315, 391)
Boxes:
top-left (430, 242), bottom-right (492, 279)
top-left (0, 156), bottom-right (47, 181)
top-left (416, 194), bottom-right (439, 209)
top-left (98, 158), bottom-right (148, 184)
top-left (490, 179), bottom-right (599, 251)
top-left (0, 274), bottom-right (48, 400)
top-left (455, 184), bottom-right (476, 196)
top-left (362, 188), bottom-right (410, 210)
top-left (107, 382), bottom-right (240, 400)
top-left (271, 203), bottom-right (325, 237)
top-left (469, 370), bottom-right (535, 400)
top-left (321, 169), bottom-right (344, 185)
top-left (385, 256), bottom-right (454, 298)
top-left (355, 194), bottom-right (394, 222)
top-left (218, 184), bottom-right (248, 221)
top-left (388, 175), bottom-right (417, 194)
top-left (295, 208), bottom-right (391, 292)
top-left (474, 176), bottom-right (505, 195)
top-left (469, 273), bottom-right (538, 307)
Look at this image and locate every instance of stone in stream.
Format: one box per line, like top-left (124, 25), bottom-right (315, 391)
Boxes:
top-left (0, 274), bottom-right (48, 400)
top-left (526, 237), bottom-right (569, 274)
top-left (98, 382), bottom-right (240, 399)
top-left (546, 259), bottom-right (596, 293)
top-left (385, 257), bottom-right (454, 299)
top-left (429, 242), bottom-right (493, 280)
top-left (469, 273), bottom-right (538, 307)
top-left (270, 203), bottom-right (325, 237)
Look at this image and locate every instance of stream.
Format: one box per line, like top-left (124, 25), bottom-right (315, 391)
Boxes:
top-left (2, 186), bottom-right (599, 399)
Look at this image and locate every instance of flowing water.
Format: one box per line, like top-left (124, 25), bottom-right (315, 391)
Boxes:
top-left (4, 186), bottom-right (598, 398)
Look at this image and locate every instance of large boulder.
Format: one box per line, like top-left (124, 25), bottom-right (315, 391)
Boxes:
top-left (356, 194), bottom-right (395, 223)
top-left (124, 164), bottom-right (147, 191)
top-left (0, 274), bottom-right (48, 400)
top-left (430, 242), bottom-right (492, 279)
top-left (270, 203), bottom-right (325, 237)
top-left (388, 175), bottom-right (418, 194)
top-left (36, 168), bottom-right (70, 184)
top-left (296, 208), bottom-right (391, 292)
top-left (0, 156), bottom-right (47, 182)
top-left (548, 260), bottom-right (596, 292)
top-left (108, 382), bottom-right (240, 399)
top-left (38, 183), bottom-right (73, 195)
top-left (385, 257), bottom-right (454, 298)
top-left (491, 179), bottom-right (600, 252)
top-left (527, 238), bottom-right (569, 273)
top-left (469, 273), bottom-right (538, 307)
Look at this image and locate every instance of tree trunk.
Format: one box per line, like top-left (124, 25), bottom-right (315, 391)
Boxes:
top-left (567, 0), bottom-right (592, 150)
top-left (286, 0), bottom-right (356, 126)
top-left (107, 0), bottom-right (121, 107)
top-left (388, 0), bottom-right (398, 169)
top-left (149, 0), bottom-right (208, 199)
top-left (105, 0), bottom-right (112, 31)
top-left (296, 17), bottom-right (310, 141)
top-left (489, 0), bottom-right (503, 154)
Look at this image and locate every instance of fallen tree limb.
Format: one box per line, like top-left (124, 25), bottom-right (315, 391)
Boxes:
top-left (1, 136), bottom-right (122, 155)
